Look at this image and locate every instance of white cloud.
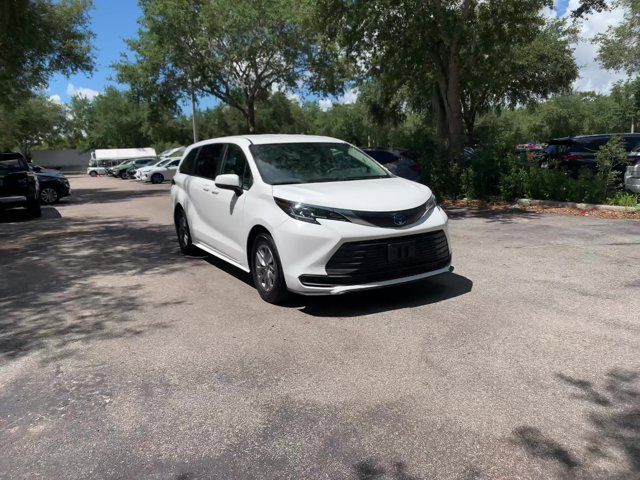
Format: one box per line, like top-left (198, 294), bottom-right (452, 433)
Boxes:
top-left (561, 0), bottom-right (629, 93)
top-left (318, 98), bottom-right (333, 111)
top-left (286, 92), bottom-right (301, 104)
top-left (339, 88), bottom-right (359, 104)
top-left (66, 83), bottom-right (101, 100)
top-left (48, 94), bottom-right (62, 105)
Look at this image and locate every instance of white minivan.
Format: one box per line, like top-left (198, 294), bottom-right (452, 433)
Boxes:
top-left (171, 135), bottom-right (451, 303)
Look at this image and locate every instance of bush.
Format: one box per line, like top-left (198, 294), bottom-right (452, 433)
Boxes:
top-left (499, 163), bottom-right (609, 204)
top-left (595, 136), bottom-right (627, 199)
top-left (607, 192), bottom-right (640, 208)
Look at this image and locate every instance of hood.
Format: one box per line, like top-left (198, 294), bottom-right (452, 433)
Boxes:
top-left (272, 177), bottom-right (431, 211)
top-left (37, 171), bottom-right (65, 179)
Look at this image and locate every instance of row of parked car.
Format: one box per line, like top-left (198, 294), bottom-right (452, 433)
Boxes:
top-left (517, 133), bottom-right (640, 193)
top-left (95, 156), bottom-right (182, 184)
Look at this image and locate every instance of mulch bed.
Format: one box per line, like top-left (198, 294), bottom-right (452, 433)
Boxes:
top-left (441, 199), bottom-right (640, 220)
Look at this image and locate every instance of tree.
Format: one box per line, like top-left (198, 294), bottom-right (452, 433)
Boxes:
top-left (117, 0), bottom-right (316, 133)
top-left (0, 96), bottom-right (66, 158)
top-left (0, 0), bottom-right (94, 106)
top-left (596, 0), bottom-right (640, 75)
top-left (316, 0), bottom-right (577, 158)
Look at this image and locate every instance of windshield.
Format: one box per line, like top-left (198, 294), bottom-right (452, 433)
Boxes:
top-left (249, 142), bottom-right (390, 185)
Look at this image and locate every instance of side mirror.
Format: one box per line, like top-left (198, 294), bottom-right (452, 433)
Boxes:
top-left (214, 174), bottom-right (243, 195)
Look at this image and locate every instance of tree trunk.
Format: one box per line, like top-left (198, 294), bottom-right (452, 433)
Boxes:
top-left (245, 99), bottom-right (256, 134)
top-left (444, 53), bottom-right (465, 157)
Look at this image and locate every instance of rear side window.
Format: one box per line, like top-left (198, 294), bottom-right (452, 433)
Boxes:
top-left (0, 157), bottom-right (25, 175)
top-left (179, 148), bottom-right (199, 174)
top-left (220, 144), bottom-right (253, 190)
top-left (195, 144), bottom-right (225, 179)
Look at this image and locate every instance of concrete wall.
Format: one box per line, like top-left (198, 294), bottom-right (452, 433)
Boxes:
top-left (31, 149), bottom-right (90, 173)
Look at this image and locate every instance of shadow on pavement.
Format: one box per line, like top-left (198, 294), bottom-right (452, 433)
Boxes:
top-left (445, 207), bottom-right (542, 224)
top-left (292, 272), bottom-right (473, 317)
top-left (0, 216), bottom-right (185, 362)
top-left (512, 368), bottom-right (640, 478)
top-left (0, 205), bottom-right (62, 223)
top-left (68, 185), bottom-right (170, 205)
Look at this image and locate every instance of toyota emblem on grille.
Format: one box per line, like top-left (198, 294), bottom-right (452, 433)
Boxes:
top-left (393, 213), bottom-right (407, 226)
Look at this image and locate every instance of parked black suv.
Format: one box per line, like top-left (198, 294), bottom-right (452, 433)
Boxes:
top-left (0, 152), bottom-right (41, 217)
top-left (544, 133), bottom-right (640, 175)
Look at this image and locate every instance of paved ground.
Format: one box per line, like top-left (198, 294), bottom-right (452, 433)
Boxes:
top-left (1, 175), bottom-right (639, 480)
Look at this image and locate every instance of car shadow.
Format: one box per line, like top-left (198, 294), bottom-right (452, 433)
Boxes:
top-left (202, 252), bottom-right (472, 316)
top-left (0, 205), bottom-right (62, 223)
top-left (290, 272), bottom-right (473, 317)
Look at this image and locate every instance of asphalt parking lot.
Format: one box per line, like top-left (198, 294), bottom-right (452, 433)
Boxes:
top-left (1, 175), bottom-right (639, 479)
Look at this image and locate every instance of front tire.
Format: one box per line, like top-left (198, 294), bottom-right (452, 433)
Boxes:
top-left (151, 173), bottom-right (164, 184)
top-left (89, 171), bottom-right (97, 177)
top-left (40, 187), bottom-right (59, 205)
top-left (175, 208), bottom-right (198, 255)
top-left (251, 233), bottom-right (288, 304)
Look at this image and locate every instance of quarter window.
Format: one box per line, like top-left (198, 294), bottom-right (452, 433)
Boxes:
top-left (179, 148), bottom-right (199, 175)
top-left (221, 144), bottom-right (253, 189)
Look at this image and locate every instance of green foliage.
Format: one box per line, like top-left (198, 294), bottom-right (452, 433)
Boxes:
top-left (595, 135), bottom-right (628, 198)
top-left (607, 192), bottom-right (640, 207)
top-left (0, 95), bottom-right (66, 158)
top-left (316, 0), bottom-right (578, 157)
top-left (596, 0), bottom-right (640, 75)
top-left (0, 0), bottom-right (94, 106)
top-left (500, 164), bottom-right (609, 204)
top-left (117, 0), bottom-right (319, 132)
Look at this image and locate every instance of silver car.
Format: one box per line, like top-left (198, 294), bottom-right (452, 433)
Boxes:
top-left (625, 149), bottom-right (640, 193)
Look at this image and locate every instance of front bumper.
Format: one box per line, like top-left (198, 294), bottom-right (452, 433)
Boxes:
top-left (274, 206), bottom-right (452, 295)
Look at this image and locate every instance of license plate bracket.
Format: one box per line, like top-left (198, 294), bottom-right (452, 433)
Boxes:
top-left (388, 240), bottom-right (416, 263)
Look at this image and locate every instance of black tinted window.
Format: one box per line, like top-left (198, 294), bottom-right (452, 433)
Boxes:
top-left (179, 148), bottom-right (199, 174)
top-left (195, 144), bottom-right (225, 179)
top-left (0, 157), bottom-right (25, 175)
top-left (221, 144), bottom-right (252, 189)
top-left (364, 150), bottom-right (398, 164)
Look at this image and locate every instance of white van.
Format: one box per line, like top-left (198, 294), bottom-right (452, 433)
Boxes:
top-left (87, 148), bottom-right (157, 176)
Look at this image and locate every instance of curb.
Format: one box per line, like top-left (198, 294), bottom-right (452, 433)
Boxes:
top-left (517, 198), bottom-right (638, 212)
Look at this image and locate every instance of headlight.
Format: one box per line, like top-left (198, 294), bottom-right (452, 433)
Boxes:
top-left (274, 198), bottom-right (350, 224)
top-left (425, 194), bottom-right (437, 212)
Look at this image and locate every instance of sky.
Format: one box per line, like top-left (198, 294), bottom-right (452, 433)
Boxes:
top-left (48, 0), bottom-right (630, 110)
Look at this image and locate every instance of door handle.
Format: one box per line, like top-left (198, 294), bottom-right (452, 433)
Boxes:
top-left (202, 186), bottom-right (210, 192)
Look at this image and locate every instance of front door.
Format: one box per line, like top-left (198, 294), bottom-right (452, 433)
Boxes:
top-left (206, 144), bottom-right (253, 262)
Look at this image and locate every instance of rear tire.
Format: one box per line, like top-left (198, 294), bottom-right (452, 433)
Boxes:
top-left (251, 233), bottom-right (288, 304)
top-left (151, 173), bottom-right (164, 184)
top-left (175, 208), bottom-right (198, 255)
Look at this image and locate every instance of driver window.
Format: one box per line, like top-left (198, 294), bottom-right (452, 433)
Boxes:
top-left (221, 144), bottom-right (253, 190)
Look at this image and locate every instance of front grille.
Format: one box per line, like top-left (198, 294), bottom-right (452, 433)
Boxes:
top-left (350, 202), bottom-right (428, 227)
top-left (300, 230), bottom-right (450, 287)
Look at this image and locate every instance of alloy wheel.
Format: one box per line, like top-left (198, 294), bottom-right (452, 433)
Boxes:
top-left (178, 214), bottom-right (190, 248)
top-left (40, 187), bottom-right (58, 204)
top-left (255, 244), bottom-right (277, 292)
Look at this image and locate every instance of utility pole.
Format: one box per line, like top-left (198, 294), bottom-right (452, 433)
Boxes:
top-left (191, 90), bottom-right (199, 143)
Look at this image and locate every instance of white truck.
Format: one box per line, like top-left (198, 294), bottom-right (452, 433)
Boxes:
top-left (87, 148), bottom-right (157, 177)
